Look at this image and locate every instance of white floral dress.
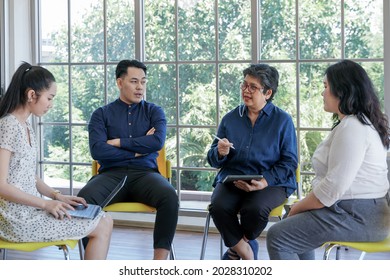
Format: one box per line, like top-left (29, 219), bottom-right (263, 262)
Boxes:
top-left (0, 114), bottom-right (102, 242)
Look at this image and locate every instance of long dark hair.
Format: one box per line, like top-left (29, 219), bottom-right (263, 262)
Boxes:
top-left (0, 62), bottom-right (55, 118)
top-left (325, 59), bottom-right (390, 148)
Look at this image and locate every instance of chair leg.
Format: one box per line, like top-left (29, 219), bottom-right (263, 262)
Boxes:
top-left (323, 244), bottom-right (339, 260)
top-left (200, 212), bottom-right (211, 260)
top-left (219, 236), bottom-right (224, 259)
top-left (358, 251), bottom-right (366, 260)
top-left (59, 245), bottom-right (71, 260)
top-left (169, 243), bottom-right (176, 260)
top-left (78, 240), bottom-right (84, 260)
top-left (1, 249), bottom-right (6, 260)
top-left (336, 246), bottom-right (341, 260)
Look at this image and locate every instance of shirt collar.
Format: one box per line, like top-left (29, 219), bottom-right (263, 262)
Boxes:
top-left (245, 102), bottom-right (274, 117)
top-left (116, 98), bottom-right (144, 108)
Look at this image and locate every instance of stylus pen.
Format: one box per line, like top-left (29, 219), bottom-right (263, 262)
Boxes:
top-left (213, 134), bottom-right (235, 149)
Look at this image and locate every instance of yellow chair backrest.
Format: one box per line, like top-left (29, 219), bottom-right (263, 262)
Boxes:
top-left (269, 164), bottom-right (301, 218)
top-left (92, 145), bottom-right (171, 180)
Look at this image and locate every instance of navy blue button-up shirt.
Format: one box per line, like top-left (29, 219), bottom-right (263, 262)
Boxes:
top-left (88, 98), bottom-right (166, 172)
top-left (207, 102), bottom-right (298, 196)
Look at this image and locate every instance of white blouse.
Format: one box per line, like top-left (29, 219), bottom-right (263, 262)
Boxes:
top-left (312, 115), bottom-right (389, 207)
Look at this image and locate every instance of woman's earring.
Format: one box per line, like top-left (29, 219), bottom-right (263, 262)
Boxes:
top-left (28, 98), bottom-right (32, 103)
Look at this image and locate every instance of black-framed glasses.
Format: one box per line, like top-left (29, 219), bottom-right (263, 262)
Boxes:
top-left (240, 82), bottom-right (263, 94)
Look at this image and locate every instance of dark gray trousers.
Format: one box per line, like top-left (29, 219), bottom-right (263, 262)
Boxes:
top-left (209, 182), bottom-right (287, 247)
top-left (78, 165), bottom-right (179, 250)
top-left (267, 194), bottom-right (390, 259)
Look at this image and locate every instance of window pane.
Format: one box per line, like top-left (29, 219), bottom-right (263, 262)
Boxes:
top-left (42, 65), bottom-right (69, 123)
top-left (70, 0), bottom-right (104, 62)
top-left (300, 130), bottom-right (330, 173)
top-left (299, 62), bottom-right (333, 128)
top-left (219, 63), bottom-right (246, 119)
top-left (107, 0), bottom-right (135, 61)
top-left (180, 170), bottom-right (215, 192)
top-left (165, 127), bottom-right (177, 166)
top-left (71, 65), bottom-right (105, 123)
top-left (345, 0), bottom-right (383, 59)
top-left (107, 64), bottom-right (117, 104)
top-left (42, 124), bottom-right (69, 162)
top-left (72, 165), bottom-right (91, 190)
top-left (72, 125), bottom-right (90, 163)
top-left (361, 62), bottom-right (384, 109)
top-left (301, 173), bottom-right (315, 195)
top-left (43, 164), bottom-right (71, 189)
top-left (178, 0), bottom-right (215, 61)
top-left (145, 0), bottom-right (176, 61)
top-left (271, 63), bottom-right (297, 125)
top-left (179, 128), bottom-right (214, 168)
top-left (147, 64), bottom-right (177, 125)
top-left (218, 0), bottom-right (251, 60)
top-left (40, 0), bottom-right (68, 62)
top-left (260, 0), bottom-right (296, 60)
top-left (299, 0), bottom-right (341, 59)
top-left (179, 64), bottom-right (216, 125)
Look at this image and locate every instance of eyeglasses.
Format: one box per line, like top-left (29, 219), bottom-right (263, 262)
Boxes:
top-left (240, 82), bottom-right (263, 94)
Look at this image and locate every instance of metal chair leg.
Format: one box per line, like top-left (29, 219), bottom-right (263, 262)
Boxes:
top-left (78, 240), bottom-right (84, 260)
top-left (336, 246), bottom-right (341, 260)
top-left (219, 236), bottom-right (224, 259)
top-left (59, 245), bottom-right (71, 260)
top-left (323, 244), bottom-right (339, 260)
top-left (200, 212), bottom-right (211, 259)
top-left (169, 243), bottom-right (176, 260)
top-left (1, 248), bottom-right (7, 260)
top-left (358, 252), bottom-right (366, 260)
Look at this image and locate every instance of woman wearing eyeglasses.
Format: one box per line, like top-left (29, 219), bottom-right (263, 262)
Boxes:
top-left (207, 63), bottom-right (298, 260)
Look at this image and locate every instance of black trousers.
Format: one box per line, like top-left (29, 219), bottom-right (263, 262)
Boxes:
top-left (209, 182), bottom-right (287, 247)
top-left (78, 165), bottom-right (179, 250)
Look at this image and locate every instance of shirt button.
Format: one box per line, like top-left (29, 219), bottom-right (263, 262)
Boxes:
top-left (129, 135), bottom-right (132, 138)
top-left (129, 122), bottom-right (131, 125)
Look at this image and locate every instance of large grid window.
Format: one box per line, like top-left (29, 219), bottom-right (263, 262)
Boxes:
top-left (37, 0), bottom-right (385, 210)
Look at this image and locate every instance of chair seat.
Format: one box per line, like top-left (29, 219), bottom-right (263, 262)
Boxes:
top-left (323, 235), bottom-right (390, 253)
top-left (269, 197), bottom-right (298, 218)
top-left (0, 238), bottom-right (78, 252)
top-left (103, 202), bottom-right (156, 213)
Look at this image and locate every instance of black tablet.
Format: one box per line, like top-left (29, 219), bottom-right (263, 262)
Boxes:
top-left (222, 175), bottom-right (263, 184)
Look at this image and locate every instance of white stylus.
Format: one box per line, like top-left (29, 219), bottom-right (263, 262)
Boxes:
top-left (213, 135), bottom-right (235, 149)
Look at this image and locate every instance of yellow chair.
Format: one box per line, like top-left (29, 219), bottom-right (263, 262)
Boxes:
top-left (322, 235), bottom-right (390, 260)
top-left (199, 166), bottom-right (300, 260)
top-left (0, 238), bottom-right (80, 260)
top-left (92, 145), bottom-right (176, 260)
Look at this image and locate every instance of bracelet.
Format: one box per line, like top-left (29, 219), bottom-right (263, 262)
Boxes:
top-left (52, 190), bottom-right (61, 200)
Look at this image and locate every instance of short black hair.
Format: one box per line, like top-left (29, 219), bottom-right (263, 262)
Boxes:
top-left (115, 59), bottom-right (147, 79)
top-left (243, 64), bottom-right (279, 102)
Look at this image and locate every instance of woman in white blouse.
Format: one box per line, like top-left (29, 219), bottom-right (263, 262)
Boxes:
top-left (266, 59), bottom-right (390, 260)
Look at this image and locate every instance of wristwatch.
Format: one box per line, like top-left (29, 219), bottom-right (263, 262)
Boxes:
top-left (52, 190), bottom-right (61, 200)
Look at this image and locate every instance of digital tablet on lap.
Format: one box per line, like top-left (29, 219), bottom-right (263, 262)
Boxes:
top-left (222, 175), bottom-right (263, 184)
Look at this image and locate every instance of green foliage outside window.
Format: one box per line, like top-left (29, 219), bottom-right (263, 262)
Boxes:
top-left (39, 0), bottom-right (384, 199)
